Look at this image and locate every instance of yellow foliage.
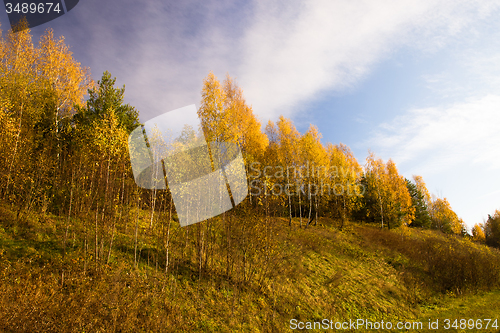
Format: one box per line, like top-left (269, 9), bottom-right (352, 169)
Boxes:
top-left (472, 223), bottom-right (486, 242)
top-left (365, 153), bottom-right (414, 228)
top-left (429, 198), bottom-right (463, 234)
top-left (198, 72), bottom-right (268, 164)
top-left (413, 175), bottom-right (431, 206)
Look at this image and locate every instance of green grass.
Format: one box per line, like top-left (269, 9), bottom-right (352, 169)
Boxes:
top-left (418, 290), bottom-right (500, 333)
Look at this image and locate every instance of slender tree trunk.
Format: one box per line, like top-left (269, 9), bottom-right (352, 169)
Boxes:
top-left (84, 207), bottom-right (88, 275)
top-left (149, 161), bottom-right (162, 229)
top-left (106, 216), bottom-right (117, 264)
top-left (299, 180), bottom-right (302, 228)
top-left (204, 213), bottom-right (211, 272)
top-left (150, 188), bottom-right (157, 229)
top-left (63, 169), bottom-right (75, 256)
top-left (315, 191), bottom-right (318, 226)
top-left (134, 196), bottom-right (140, 268)
top-left (5, 102), bottom-right (24, 197)
top-left (100, 153), bottom-right (111, 259)
top-left (165, 196), bottom-right (172, 274)
top-left (306, 182), bottom-right (312, 228)
top-left (95, 203), bottom-right (99, 263)
top-left (225, 211), bottom-right (231, 277)
top-left (197, 221), bottom-right (205, 298)
top-left (287, 170), bottom-right (292, 227)
top-left (377, 185), bottom-right (384, 229)
top-left (341, 195), bottom-right (346, 230)
top-left (107, 167), bottom-right (125, 264)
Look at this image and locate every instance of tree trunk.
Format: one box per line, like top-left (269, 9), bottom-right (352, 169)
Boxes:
top-left (134, 196), bottom-right (140, 268)
top-left (165, 195), bottom-right (172, 274)
top-left (95, 203), bottom-right (99, 263)
top-left (377, 186), bottom-right (384, 229)
top-left (298, 180), bottom-right (302, 228)
top-left (5, 101), bottom-right (24, 197)
top-left (314, 191), bottom-right (318, 226)
top-left (287, 171), bottom-right (292, 227)
top-left (63, 169), bottom-right (75, 256)
top-left (306, 182), bottom-right (312, 228)
top-left (107, 167), bottom-right (125, 264)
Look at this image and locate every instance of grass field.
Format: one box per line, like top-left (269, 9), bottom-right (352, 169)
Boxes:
top-left (0, 203), bottom-right (499, 332)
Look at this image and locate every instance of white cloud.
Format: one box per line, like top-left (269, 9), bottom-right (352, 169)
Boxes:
top-left (237, 0), bottom-right (500, 119)
top-left (57, 0), bottom-right (499, 122)
top-left (367, 94), bottom-right (500, 227)
top-left (369, 95), bottom-right (500, 173)
top-left (420, 25), bottom-right (500, 102)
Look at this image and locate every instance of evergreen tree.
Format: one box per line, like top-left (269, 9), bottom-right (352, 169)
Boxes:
top-left (484, 210), bottom-right (500, 248)
top-left (405, 178), bottom-right (431, 228)
top-left (75, 71), bottom-right (140, 133)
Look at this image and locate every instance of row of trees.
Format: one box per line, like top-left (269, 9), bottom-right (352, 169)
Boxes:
top-left (197, 73), bottom-right (470, 235)
top-left (471, 210), bottom-right (500, 246)
top-left (197, 74), bottom-right (468, 235)
top-left (0, 23), bottom-right (143, 266)
top-left (0, 21), bottom-right (91, 215)
top-left (0, 25), bottom-right (278, 280)
top-left (2, 24), bottom-right (499, 285)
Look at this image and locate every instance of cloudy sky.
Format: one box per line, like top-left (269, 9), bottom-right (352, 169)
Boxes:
top-left (2, 0), bottom-right (499, 229)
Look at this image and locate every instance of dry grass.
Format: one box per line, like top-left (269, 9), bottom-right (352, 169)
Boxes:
top-left (1, 205), bottom-right (499, 332)
top-left (357, 225), bottom-right (500, 295)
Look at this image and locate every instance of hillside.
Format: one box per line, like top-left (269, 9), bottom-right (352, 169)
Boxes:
top-left (1, 203), bottom-right (499, 332)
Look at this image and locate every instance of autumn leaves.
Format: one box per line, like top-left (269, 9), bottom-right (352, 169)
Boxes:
top-left (199, 71), bottom-right (469, 233)
top-left (0, 23), bottom-right (482, 240)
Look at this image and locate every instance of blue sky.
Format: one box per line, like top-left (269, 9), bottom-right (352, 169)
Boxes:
top-left (2, 0), bottom-right (499, 229)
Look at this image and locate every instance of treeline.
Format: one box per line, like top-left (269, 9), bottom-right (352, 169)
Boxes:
top-left (199, 73), bottom-right (490, 238)
top-left (473, 210), bottom-right (500, 247)
top-left (198, 74), bottom-right (500, 245)
top-left (1, 23), bottom-right (500, 281)
top-left (0, 24), bottom-right (142, 266)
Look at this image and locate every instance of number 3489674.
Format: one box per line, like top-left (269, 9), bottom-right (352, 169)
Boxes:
top-left (5, 2), bottom-right (62, 14)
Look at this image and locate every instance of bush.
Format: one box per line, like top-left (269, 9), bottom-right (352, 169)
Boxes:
top-left (359, 226), bottom-right (500, 294)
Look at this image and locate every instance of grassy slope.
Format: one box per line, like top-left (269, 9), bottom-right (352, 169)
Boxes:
top-left (0, 204), bottom-right (499, 332)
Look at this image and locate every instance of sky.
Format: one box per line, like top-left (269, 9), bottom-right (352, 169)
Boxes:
top-left (2, 0), bottom-right (500, 229)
